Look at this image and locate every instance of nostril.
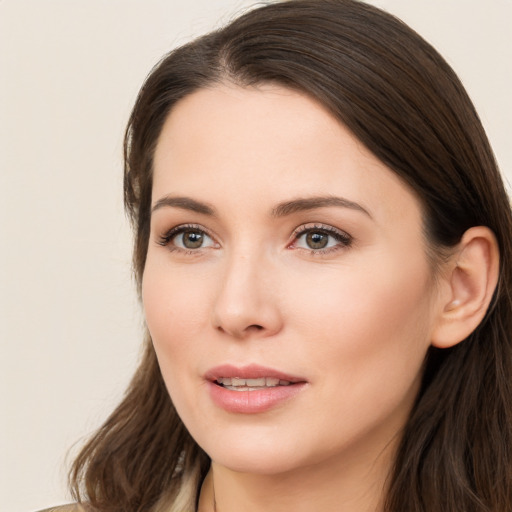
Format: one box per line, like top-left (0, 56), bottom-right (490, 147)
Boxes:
top-left (248, 324), bottom-right (264, 331)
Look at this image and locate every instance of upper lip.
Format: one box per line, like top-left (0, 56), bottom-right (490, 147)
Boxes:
top-left (204, 364), bottom-right (306, 383)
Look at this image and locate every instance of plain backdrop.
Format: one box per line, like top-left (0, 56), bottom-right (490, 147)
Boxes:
top-left (1, 1), bottom-right (511, 511)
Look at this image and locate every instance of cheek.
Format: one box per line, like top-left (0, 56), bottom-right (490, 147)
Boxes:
top-left (288, 254), bottom-right (435, 393)
top-left (141, 259), bottom-right (217, 426)
top-left (142, 258), bottom-right (213, 366)
top-left (279, 262), bottom-right (434, 455)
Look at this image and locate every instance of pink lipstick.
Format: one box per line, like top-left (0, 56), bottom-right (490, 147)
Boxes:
top-left (205, 364), bottom-right (307, 414)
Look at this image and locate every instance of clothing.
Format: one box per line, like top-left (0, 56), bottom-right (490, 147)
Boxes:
top-left (36, 505), bottom-right (85, 512)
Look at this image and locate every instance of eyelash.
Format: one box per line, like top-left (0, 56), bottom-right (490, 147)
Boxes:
top-left (156, 223), bottom-right (353, 255)
top-left (290, 223), bottom-right (353, 255)
top-left (157, 224), bottom-right (216, 255)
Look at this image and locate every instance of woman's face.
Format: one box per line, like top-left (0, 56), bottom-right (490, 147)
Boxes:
top-left (143, 84), bottom-right (443, 476)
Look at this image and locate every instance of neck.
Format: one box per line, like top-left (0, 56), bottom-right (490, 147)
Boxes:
top-left (198, 438), bottom-right (397, 512)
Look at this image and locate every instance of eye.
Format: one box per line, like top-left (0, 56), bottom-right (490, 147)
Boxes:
top-left (292, 224), bottom-right (352, 253)
top-left (174, 229), bottom-right (213, 249)
top-left (158, 225), bottom-right (216, 251)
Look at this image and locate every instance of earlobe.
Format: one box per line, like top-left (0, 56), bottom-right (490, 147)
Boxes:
top-left (431, 226), bottom-right (499, 349)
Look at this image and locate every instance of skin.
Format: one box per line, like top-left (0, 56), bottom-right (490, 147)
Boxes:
top-left (143, 84), bottom-right (449, 512)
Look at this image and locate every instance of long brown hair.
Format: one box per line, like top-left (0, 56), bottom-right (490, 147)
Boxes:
top-left (70, 1), bottom-right (512, 510)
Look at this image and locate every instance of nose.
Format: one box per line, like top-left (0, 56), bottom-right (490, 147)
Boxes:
top-left (211, 252), bottom-right (283, 340)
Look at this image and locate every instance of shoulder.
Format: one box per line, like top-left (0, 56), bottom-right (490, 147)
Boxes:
top-left (36, 505), bottom-right (88, 512)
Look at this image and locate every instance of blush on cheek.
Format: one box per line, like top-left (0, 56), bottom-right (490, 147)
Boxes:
top-left (143, 261), bottom-right (198, 326)
top-left (290, 259), bottom-right (433, 385)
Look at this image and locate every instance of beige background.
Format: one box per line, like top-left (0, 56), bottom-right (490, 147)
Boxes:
top-left (1, 1), bottom-right (511, 511)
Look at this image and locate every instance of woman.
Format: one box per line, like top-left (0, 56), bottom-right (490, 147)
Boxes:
top-left (49, 0), bottom-right (512, 510)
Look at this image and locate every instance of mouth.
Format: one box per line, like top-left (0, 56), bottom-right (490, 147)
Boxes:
top-left (205, 364), bottom-right (307, 413)
top-left (205, 363), bottom-right (306, 388)
top-left (215, 376), bottom-right (293, 391)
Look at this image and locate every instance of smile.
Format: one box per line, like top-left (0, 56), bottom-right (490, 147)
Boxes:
top-left (215, 377), bottom-right (292, 391)
top-left (206, 364), bottom-right (307, 413)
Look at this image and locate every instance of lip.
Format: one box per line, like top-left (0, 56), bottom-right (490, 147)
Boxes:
top-left (205, 364), bottom-right (308, 414)
top-left (205, 363), bottom-right (306, 383)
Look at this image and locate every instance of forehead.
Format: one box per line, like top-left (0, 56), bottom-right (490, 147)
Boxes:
top-left (152, 83), bottom-right (422, 227)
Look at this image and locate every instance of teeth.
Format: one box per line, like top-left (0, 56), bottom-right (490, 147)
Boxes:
top-left (216, 377), bottom-right (291, 389)
top-left (246, 378), bottom-right (265, 386)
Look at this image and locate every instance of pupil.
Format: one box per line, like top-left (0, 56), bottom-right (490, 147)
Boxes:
top-left (183, 231), bottom-right (203, 249)
top-left (306, 231), bottom-right (328, 249)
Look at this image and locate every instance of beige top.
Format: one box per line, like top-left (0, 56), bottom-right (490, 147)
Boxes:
top-left (37, 505), bottom-right (86, 512)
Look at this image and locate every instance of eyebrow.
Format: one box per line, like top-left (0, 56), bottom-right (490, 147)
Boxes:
top-left (271, 196), bottom-right (372, 218)
top-left (151, 194), bottom-right (371, 219)
top-left (151, 196), bottom-right (216, 216)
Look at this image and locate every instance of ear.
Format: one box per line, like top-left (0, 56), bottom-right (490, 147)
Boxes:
top-left (431, 226), bottom-right (499, 349)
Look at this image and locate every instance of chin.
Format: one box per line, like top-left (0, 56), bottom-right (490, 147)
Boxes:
top-left (214, 450), bottom-right (302, 475)
top-left (197, 428), bottom-right (309, 475)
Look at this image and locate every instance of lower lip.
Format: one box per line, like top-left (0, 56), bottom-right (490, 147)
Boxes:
top-left (207, 381), bottom-right (307, 414)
